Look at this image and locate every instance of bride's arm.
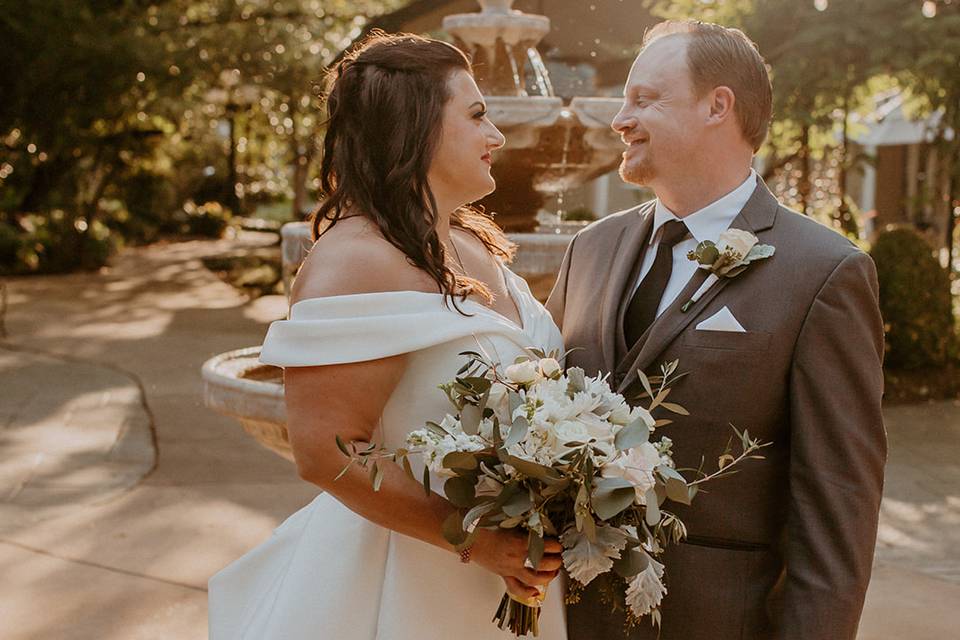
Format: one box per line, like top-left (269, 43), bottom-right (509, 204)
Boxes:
top-left (285, 359), bottom-right (559, 599)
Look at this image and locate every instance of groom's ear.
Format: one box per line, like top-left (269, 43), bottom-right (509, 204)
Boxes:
top-left (706, 86), bottom-right (736, 125)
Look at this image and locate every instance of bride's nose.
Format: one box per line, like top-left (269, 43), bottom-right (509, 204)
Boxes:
top-left (488, 123), bottom-right (506, 149)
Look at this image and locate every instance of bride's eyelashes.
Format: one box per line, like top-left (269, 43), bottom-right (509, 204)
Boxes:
top-left (473, 109), bottom-right (488, 120)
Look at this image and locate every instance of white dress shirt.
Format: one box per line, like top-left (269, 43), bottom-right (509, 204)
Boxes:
top-left (631, 170), bottom-right (759, 318)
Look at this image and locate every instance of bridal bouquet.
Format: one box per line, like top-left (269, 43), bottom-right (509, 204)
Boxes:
top-left (338, 348), bottom-right (766, 637)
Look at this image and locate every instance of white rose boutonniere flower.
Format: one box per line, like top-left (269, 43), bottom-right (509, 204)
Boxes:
top-left (681, 228), bottom-right (775, 312)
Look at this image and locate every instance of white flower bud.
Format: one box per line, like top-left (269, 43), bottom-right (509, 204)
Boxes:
top-left (505, 360), bottom-right (539, 384)
top-left (538, 357), bottom-right (562, 378)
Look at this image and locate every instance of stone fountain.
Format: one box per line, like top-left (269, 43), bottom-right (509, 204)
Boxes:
top-left (202, 0), bottom-right (625, 460)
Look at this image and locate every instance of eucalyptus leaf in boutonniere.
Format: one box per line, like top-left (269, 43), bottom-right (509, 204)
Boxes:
top-left (680, 229), bottom-right (775, 313)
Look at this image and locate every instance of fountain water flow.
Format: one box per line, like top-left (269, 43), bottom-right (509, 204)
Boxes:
top-left (554, 115), bottom-right (574, 227)
top-left (526, 47), bottom-right (554, 97)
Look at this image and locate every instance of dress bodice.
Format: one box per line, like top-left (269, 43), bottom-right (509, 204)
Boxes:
top-left (259, 266), bottom-right (563, 451)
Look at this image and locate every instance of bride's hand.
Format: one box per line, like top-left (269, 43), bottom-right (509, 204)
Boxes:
top-left (469, 529), bottom-right (563, 599)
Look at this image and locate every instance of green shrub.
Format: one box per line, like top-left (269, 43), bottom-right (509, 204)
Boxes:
top-left (870, 226), bottom-right (955, 369)
top-left (0, 222), bottom-right (21, 272)
top-left (109, 171), bottom-right (181, 243)
top-left (2, 212), bottom-right (115, 275)
top-left (563, 206), bottom-right (596, 222)
top-left (171, 200), bottom-right (232, 238)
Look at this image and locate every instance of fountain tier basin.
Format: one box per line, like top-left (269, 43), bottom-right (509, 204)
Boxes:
top-left (202, 347), bottom-right (292, 462)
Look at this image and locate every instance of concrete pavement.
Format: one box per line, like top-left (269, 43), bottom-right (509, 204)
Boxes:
top-left (1, 234), bottom-right (958, 639)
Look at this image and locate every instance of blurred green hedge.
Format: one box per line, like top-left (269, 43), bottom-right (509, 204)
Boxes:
top-left (870, 226), bottom-right (956, 369)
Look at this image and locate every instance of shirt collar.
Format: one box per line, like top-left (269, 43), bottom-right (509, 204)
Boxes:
top-left (650, 169), bottom-right (758, 245)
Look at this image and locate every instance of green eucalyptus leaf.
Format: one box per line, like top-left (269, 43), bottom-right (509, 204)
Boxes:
top-left (637, 369), bottom-right (654, 400)
top-left (612, 548), bottom-right (651, 579)
top-left (542, 478), bottom-right (571, 497)
top-left (582, 512), bottom-right (597, 542)
top-left (508, 390), bottom-right (524, 417)
top-left (592, 485), bottom-right (637, 520)
top-left (657, 465), bottom-right (685, 483)
top-left (504, 415), bottom-right (529, 448)
top-left (442, 451), bottom-right (478, 471)
top-left (665, 476), bottom-right (691, 505)
top-left (422, 465), bottom-right (431, 497)
top-left (442, 510), bottom-right (468, 545)
top-left (596, 476), bottom-right (634, 490)
top-left (401, 455), bottom-right (415, 481)
top-left (462, 500), bottom-right (497, 531)
top-left (500, 515), bottom-right (524, 528)
top-left (645, 489), bottom-right (661, 526)
top-left (493, 482), bottom-right (520, 509)
top-left (455, 525), bottom-right (480, 552)
top-left (425, 421), bottom-right (448, 436)
top-left (614, 418), bottom-right (651, 451)
top-left (527, 510), bottom-right (542, 533)
top-left (660, 402), bottom-right (689, 416)
top-left (502, 491), bottom-right (533, 517)
top-left (460, 404), bottom-right (482, 436)
top-left (503, 454), bottom-right (562, 481)
top-left (444, 476), bottom-right (477, 508)
top-left (540, 511), bottom-right (558, 536)
top-left (527, 530), bottom-right (545, 569)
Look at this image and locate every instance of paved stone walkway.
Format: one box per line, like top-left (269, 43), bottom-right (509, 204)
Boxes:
top-left (0, 234), bottom-right (957, 639)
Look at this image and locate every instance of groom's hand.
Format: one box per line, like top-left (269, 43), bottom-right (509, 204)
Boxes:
top-left (470, 529), bottom-right (562, 599)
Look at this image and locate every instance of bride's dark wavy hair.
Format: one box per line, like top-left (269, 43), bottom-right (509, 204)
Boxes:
top-left (312, 30), bottom-right (515, 306)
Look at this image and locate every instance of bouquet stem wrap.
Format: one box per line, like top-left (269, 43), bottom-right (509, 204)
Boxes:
top-left (493, 589), bottom-right (545, 637)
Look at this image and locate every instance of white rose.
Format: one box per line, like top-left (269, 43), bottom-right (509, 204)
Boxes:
top-left (602, 441), bottom-right (661, 502)
top-left (538, 357), bottom-right (562, 378)
top-left (505, 360), bottom-right (539, 385)
top-left (717, 228), bottom-right (757, 261)
top-left (579, 412), bottom-right (617, 442)
top-left (553, 419), bottom-right (591, 447)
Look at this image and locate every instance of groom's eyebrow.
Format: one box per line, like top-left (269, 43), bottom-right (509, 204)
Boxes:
top-left (630, 84), bottom-right (659, 96)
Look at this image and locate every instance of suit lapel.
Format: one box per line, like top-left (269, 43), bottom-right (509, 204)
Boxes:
top-left (616, 180), bottom-right (780, 393)
top-left (598, 203), bottom-right (654, 372)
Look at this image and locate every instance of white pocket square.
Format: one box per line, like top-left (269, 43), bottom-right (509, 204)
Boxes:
top-left (695, 306), bottom-right (746, 333)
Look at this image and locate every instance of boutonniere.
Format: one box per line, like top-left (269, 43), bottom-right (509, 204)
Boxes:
top-left (681, 229), bottom-right (775, 312)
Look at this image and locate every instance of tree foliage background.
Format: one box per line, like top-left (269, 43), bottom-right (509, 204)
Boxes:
top-left (0, 0), bottom-right (958, 275)
top-left (0, 0), bottom-right (404, 273)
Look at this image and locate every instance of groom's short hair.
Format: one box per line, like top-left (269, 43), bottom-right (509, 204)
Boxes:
top-left (643, 20), bottom-right (773, 151)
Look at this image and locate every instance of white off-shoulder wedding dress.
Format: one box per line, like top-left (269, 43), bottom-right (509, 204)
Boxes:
top-left (208, 266), bottom-right (568, 640)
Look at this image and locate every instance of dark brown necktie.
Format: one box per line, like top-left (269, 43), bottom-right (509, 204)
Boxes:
top-left (623, 219), bottom-right (690, 348)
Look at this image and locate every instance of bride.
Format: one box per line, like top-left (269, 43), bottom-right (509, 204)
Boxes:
top-left (208, 32), bottom-right (568, 639)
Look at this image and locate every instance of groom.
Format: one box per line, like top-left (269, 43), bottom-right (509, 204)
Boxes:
top-left (546, 20), bottom-right (886, 640)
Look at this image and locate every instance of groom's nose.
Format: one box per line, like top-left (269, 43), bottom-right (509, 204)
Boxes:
top-left (611, 107), bottom-right (635, 134)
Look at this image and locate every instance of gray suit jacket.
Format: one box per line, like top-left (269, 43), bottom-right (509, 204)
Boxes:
top-left (546, 179), bottom-right (886, 640)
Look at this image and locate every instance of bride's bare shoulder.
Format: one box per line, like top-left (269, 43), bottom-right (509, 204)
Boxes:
top-left (290, 217), bottom-right (439, 304)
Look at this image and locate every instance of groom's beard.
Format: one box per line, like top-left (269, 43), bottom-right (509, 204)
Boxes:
top-left (618, 155), bottom-right (656, 187)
